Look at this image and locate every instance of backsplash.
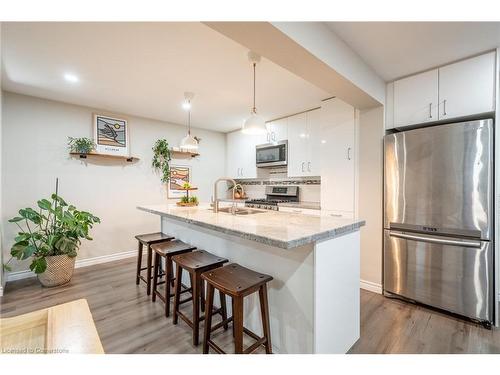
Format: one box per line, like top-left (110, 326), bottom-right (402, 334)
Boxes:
top-left (236, 176), bottom-right (321, 203)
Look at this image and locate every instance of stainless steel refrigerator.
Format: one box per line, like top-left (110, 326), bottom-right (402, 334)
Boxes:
top-left (383, 119), bottom-right (494, 326)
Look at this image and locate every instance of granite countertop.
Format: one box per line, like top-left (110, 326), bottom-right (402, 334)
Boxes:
top-left (137, 204), bottom-right (365, 249)
top-left (277, 201), bottom-right (321, 210)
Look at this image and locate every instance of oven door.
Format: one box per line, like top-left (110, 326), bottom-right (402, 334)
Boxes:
top-left (256, 141), bottom-right (287, 167)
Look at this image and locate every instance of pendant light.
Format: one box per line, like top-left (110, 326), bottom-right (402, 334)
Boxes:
top-left (179, 92), bottom-right (198, 151)
top-left (242, 52), bottom-right (267, 135)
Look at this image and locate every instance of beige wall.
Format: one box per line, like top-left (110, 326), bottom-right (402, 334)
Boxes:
top-left (358, 106), bottom-right (384, 287)
top-left (0, 23), bottom-right (4, 291)
top-left (1, 92), bottom-right (226, 272)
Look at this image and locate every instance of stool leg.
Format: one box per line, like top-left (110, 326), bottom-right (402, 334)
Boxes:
top-left (146, 245), bottom-right (153, 296)
top-left (220, 291), bottom-right (228, 330)
top-left (152, 252), bottom-right (160, 302)
top-left (259, 284), bottom-right (272, 354)
top-left (135, 242), bottom-right (143, 285)
top-left (203, 283), bottom-right (215, 354)
top-left (233, 296), bottom-right (244, 354)
top-left (192, 272), bottom-right (200, 346)
top-left (200, 279), bottom-right (205, 312)
top-left (172, 264), bottom-right (183, 325)
top-left (165, 257), bottom-right (173, 317)
top-left (232, 297), bottom-right (236, 338)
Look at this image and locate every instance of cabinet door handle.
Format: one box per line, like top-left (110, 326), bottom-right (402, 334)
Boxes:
top-left (266, 133), bottom-right (270, 142)
top-left (301, 162), bottom-right (305, 172)
top-left (307, 162), bottom-right (311, 172)
top-left (273, 132), bottom-right (276, 141)
top-left (347, 147), bottom-right (352, 160)
top-left (240, 168), bottom-right (243, 176)
top-left (330, 213), bottom-right (342, 217)
top-left (429, 103), bottom-right (432, 119)
top-left (443, 99), bottom-right (447, 116)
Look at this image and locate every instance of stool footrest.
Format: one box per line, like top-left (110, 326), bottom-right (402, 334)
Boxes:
top-left (210, 316), bottom-right (233, 332)
top-left (207, 340), bottom-right (226, 354)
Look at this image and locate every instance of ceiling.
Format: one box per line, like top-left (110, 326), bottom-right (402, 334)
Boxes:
top-left (1, 22), bottom-right (329, 133)
top-left (326, 22), bottom-right (500, 82)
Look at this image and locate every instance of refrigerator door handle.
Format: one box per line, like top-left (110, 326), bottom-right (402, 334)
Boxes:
top-left (389, 231), bottom-right (482, 248)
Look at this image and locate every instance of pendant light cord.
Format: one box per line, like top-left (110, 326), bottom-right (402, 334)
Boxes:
top-left (188, 101), bottom-right (191, 135)
top-left (252, 62), bottom-right (257, 114)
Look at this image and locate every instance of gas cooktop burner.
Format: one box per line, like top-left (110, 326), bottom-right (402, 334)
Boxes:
top-left (244, 186), bottom-right (299, 211)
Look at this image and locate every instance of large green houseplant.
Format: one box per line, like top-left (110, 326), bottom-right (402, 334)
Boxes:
top-left (3, 186), bottom-right (100, 287)
top-left (152, 139), bottom-right (172, 183)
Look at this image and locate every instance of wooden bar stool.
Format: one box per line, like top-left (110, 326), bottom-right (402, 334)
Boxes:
top-left (151, 240), bottom-right (197, 317)
top-left (135, 232), bottom-right (174, 296)
top-left (172, 250), bottom-right (229, 346)
top-left (201, 263), bottom-right (273, 354)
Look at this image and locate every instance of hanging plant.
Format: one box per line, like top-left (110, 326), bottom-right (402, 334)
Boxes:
top-left (67, 137), bottom-right (96, 154)
top-left (152, 139), bottom-right (172, 183)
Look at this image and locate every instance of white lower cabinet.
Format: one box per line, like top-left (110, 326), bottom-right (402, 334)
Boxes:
top-left (278, 206), bottom-right (321, 216)
top-left (320, 98), bottom-right (357, 216)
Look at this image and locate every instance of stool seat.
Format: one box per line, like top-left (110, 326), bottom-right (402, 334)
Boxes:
top-left (201, 263), bottom-right (273, 297)
top-left (172, 250), bottom-right (228, 273)
top-left (151, 240), bottom-right (197, 256)
top-left (135, 232), bottom-right (174, 245)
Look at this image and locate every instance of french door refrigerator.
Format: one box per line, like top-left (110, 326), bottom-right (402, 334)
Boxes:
top-left (383, 119), bottom-right (494, 326)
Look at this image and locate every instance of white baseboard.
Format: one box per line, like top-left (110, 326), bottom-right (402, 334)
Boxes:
top-left (360, 279), bottom-right (382, 294)
top-left (4, 250), bottom-right (137, 283)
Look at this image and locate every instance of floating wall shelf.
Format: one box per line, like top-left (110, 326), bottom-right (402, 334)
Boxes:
top-left (170, 149), bottom-right (199, 158)
top-left (69, 152), bottom-right (139, 162)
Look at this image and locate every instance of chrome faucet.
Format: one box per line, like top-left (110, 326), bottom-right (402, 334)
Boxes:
top-left (213, 177), bottom-right (236, 213)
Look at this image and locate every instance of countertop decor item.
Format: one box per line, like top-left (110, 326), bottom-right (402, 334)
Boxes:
top-left (242, 51), bottom-right (267, 135)
top-left (152, 139), bottom-right (172, 183)
top-left (67, 136), bottom-right (95, 155)
top-left (176, 183), bottom-right (199, 206)
top-left (179, 92), bottom-right (199, 151)
top-left (0, 299), bottom-right (104, 354)
top-left (93, 113), bottom-right (129, 157)
top-left (3, 179), bottom-right (100, 287)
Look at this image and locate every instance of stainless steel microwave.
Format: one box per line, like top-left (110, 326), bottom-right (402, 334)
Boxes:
top-left (256, 140), bottom-right (288, 168)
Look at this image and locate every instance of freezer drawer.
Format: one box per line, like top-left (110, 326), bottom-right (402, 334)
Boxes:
top-left (384, 119), bottom-right (493, 240)
top-left (384, 230), bottom-right (493, 322)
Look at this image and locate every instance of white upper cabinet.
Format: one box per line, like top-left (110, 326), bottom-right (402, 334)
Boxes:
top-left (388, 51), bottom-right (496, 130)
top-left (287, 112), bottom-right (308, 177)
top-left (438, 52), bottom-right (496, 120)
top-left (306, 109), bottom-right (322, 176)
top-left (266, 118), bottom-right (288, 143)
top-left (287, 109), bottom-right (321, 177)
top-left (226, 130), bottom-right (265, 179)
top-left (393, 69), bottom-right (439, 128)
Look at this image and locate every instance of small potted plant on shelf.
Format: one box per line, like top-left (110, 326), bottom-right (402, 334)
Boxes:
top-left (3, 180), bottom-right (100, 287)
top-left (68, 137), bottom-right (96, 155)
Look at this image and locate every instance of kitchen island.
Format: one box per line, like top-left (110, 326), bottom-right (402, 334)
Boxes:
top-left (137, 204), bottom-right (365, 354)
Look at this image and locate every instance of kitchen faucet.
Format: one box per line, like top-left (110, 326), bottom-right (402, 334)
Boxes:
top-left (213, 177), bottom-right (237, 213)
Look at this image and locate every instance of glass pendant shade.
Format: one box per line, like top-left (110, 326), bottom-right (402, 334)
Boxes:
top-left (242, 112), bottom-right (267, 135)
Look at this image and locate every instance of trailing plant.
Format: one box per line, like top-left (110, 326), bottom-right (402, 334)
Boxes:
top-left (67, 137), bottom-right (96, 154)
top-left (152, 139), bottom-right (172, 183)
top-left (3, 191), bottom-right (100, 274)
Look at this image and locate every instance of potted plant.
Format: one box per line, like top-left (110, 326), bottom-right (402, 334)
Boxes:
top-left (152, 139), bottom-right (172, 183)
top-left (67, 137), bottom-right (96, 155)
top-left (3, 189), bottom-right (100, 287)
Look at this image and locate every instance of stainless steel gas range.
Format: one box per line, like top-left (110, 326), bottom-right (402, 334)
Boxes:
top-left (245, 186), bottom-right (299, 211)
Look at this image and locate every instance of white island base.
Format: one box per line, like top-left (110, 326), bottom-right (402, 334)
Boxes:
top-left (160, 216), bottom-right (360, 354)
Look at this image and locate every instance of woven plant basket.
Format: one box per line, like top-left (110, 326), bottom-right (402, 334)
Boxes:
top-left (37, 255), bottom-right (76, 287)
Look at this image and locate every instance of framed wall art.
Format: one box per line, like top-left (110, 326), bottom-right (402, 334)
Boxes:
top-left (168, 165), bottom-right (191, 199)
top-left (93, 114), bottom-right (129, 156)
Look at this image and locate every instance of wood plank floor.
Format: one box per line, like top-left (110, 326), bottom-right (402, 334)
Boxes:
top-left (1, 257), bottom-right (499, 354)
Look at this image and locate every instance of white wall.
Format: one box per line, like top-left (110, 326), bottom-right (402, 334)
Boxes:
top-left (358, 106), bottom-right (384, 290)
top-left (1, 92), bottom-right (226, 273)
top-left (0, 23), bottom-right (4, 293)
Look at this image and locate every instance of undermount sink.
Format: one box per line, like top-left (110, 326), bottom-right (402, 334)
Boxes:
top-left (210, 207), bottom-right (265, 215)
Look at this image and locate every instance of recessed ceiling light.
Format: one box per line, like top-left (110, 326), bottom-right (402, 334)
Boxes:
top-left (64, 73), bottom-right (79, 83)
